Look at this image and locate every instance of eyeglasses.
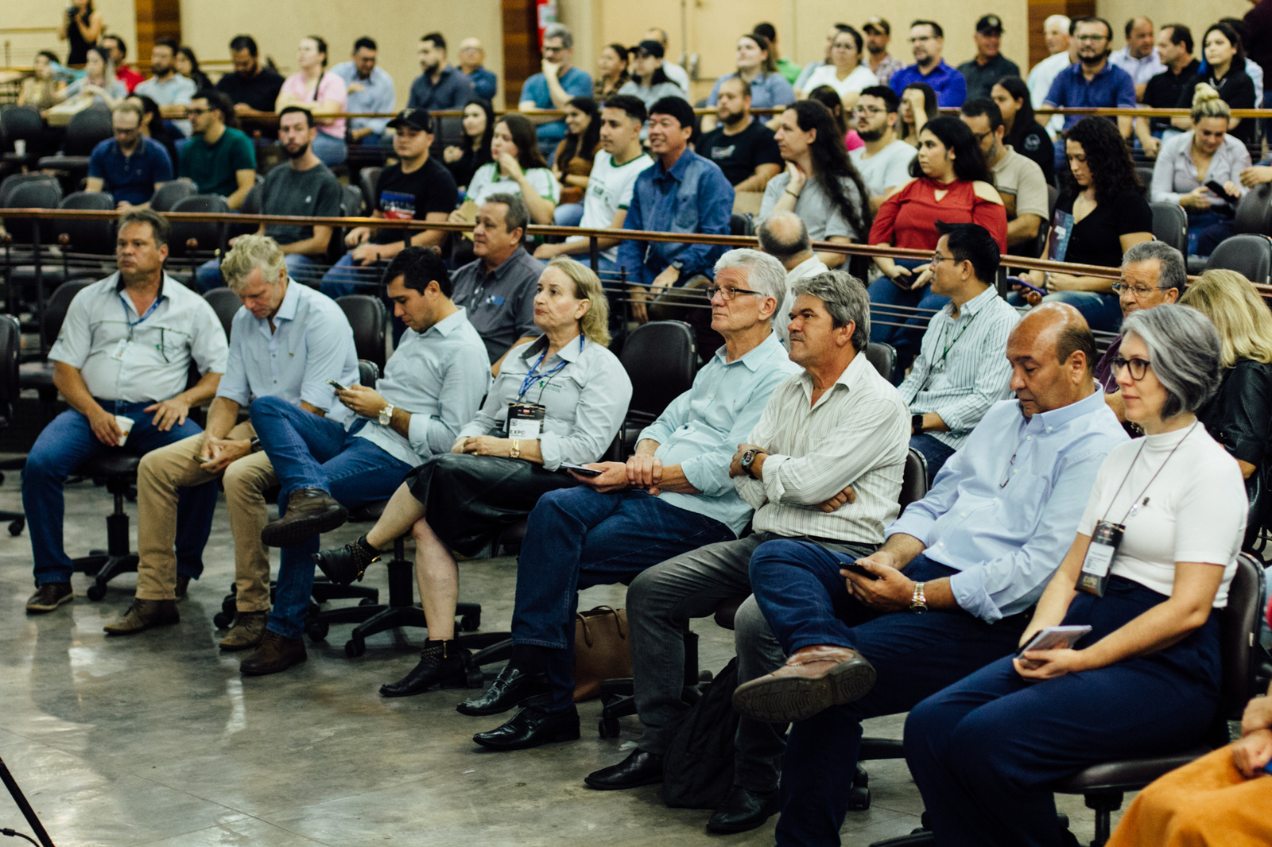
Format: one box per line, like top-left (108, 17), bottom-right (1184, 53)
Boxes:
top-left (542, 45), bottom-right (565, 54)
top-left (185, 107), bottom-right (211, 117)
top-left (929, 252), bottom-right (958, 265)
top-left (1110, 282), bottom-right (1167, 298)
top-left (1111, 355), bottom-right (1152, 380)
top-left (705, 285), bottom-right (765, 301)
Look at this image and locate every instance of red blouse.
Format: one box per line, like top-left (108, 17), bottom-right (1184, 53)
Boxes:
top-left (869, 177), bottom-right (1008, 254)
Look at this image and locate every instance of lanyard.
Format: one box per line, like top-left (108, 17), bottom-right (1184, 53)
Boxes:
top-left (119, 291), bottom-right (164, 339)
top-left (933, 307), bottom-right (980, 370)
top-left (517, 336), bottom-right (582, 400)
top-left (1100, 423), bottom-right (1197, 524)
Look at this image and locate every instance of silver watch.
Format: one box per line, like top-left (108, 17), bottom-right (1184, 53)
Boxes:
top-left (378, 404), bottom-right (395, 426)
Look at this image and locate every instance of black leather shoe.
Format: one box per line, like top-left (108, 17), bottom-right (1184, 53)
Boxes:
top-left (706, 785), bottom-right (781, 834)
top-left (472, 704), bottom-right (580, 751)
top-left (584, 749), bottom-right (665, 790)
top-left (262, 489), bottom-right (348, 547)
top-left (313, 537), bottom-right (379, 586)
top-left (457, 666), bottom-right (552, 716)
top-left (379, 640), bottom-right (471, 698)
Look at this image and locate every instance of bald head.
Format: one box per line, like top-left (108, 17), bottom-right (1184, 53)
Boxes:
top-left (757, 212), bottom-right (813, 269)
top-left (458, 38), bottom-right (484, 69)
top-left (1006, 303), bottom-right (1097, 417)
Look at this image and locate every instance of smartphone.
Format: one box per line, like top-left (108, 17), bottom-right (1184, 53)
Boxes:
top-left (840, 561), bottom-right (880, 581)
top-left (1016, 625), bottom-right (1093, 657)
top-left (1205, 180), bottom-right (1232, 199)
top-left (561, 462), bottom-right (603, 478)
top-left (327, 379), bottom-right (348, 392)
top-left (1008, 275), bottom-right (1047, 296)
top-left (197, 454), bottom-right (215, 463)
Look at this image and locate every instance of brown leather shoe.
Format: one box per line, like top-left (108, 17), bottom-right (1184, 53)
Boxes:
top-left (103, 599), bottom-right (180, 635)
top-left (260, 489), bottom-right (348, 548)
top-left (174, 573), bottom-right (191, 602)
top-left (731, 645), bottom-right (876, 723)
top-left (240, 630), bottom-right (307, 676)
top-left (219, 611), bottom-right (268, 651)
top-left (26, 582), bottom-right (73, 613)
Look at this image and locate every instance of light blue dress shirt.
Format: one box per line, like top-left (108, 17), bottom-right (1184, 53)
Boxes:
top-left (888, 389), bottom-right (1127, 622)
top-left (707, 72), bottom-right (796, 109)
top-left (639, 331), bottom-right (800, 535)
top-left (355, 308), bottom-right (491, 467)
top-left (330, 61), bottom-right (396, 136)
top-left (216, 280), bottom-right (358, 425)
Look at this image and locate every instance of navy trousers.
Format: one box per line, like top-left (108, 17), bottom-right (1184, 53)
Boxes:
top-left (749, 542), bottom-right (1029, 847)
top-left (904, 576), bottom-right (1221, 847)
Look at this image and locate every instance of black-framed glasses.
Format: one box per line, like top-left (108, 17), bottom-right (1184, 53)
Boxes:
top-left (185, 107), bottom-right (211, 117)
top-left (852, 105), bottom-right (886, 116)
top-left (929, 252), bottom-right (958, 265)
top-left (705, 284), bottom-right (765, 301)
top-left (1110, 281), bottom-right (1168, 298)
top-left (1111, 355), bottom-right (1151, 380)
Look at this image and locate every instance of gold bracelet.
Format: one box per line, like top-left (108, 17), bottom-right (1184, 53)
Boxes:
top-left (510, 439), bottom-right (520, 459)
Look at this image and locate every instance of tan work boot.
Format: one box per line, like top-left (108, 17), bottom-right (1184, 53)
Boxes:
top-left (219, 611), bottom-right (268, 651)
top-left (103, 599), bottom-right (180, 635)
top-left (731, 645), bottom-right (876, 723)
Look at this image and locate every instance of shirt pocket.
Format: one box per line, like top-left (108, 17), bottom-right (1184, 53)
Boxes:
top-left (994, 472), bottom-right (1049, 538)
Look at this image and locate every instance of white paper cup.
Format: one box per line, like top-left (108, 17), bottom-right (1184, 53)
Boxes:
top-left (14, 139), bottom-right (26, 156)
top-left (115, 414), bottom-right (135, 446)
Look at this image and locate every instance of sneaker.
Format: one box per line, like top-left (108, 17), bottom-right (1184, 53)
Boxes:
top-left (219, 611), bottom-right (268, 651)
top-left (26, 583), bottom-right (73, 613)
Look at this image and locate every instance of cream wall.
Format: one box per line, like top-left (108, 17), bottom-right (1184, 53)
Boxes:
top-left (1095, 0), bottom-right (1251, 59)
top-left (178, 0), bottom-right (504, 109)
top-left (4, 0), bottom-right (136, 67)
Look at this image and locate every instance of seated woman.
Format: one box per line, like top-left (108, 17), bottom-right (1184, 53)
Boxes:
top-left (54, 46), bottom-right (125, 109)
top-left (1180, 269), bottom-right (1272, 551)
top-left (1019, 116), bottom-right (1154, 334)
top-left (991, 75), bottom-right (1055, 185)
top-left (760, 100), bottom-right (872, 270)
top-left (1175, 23), bottom-right (1257, 147)
top-left (1152, 84), bottom-right (1250, 258)
top-left (19, 51), bottom-right (64, 110)
top-left (313, 258), bottom-right (632, 696)
top-left (905, 304), bottom-right (1249, 847)
top-left (275, 36), bottom-right (347, 167)
top-left (454, 113), bottom-right (559, 226)
top-left (897, 83), bottom-right (937, 148)
top-left (442, 98), bottom-right (494, 191)
top-left (618, 40), bottom-right (687, 113)
top-left (867, 115), bottom-right (1007, 369)
top-left (593, 43), bottom-right (630, 101)
top-left (702, 33), bottom-right (795, 132)
top-left (551, 96), bottom-right (600, 227)
top-left (176, 46), bottom-right (212, 91)
top-left (800, 26), bottom-right (877, 111)
top-left (807, 85), bottom-right (863, 151)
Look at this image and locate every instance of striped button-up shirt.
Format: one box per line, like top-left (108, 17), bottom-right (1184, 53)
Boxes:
top-left (898, 286), bottom-right (1021, 450)
top-left (735, 351), bottom-right (910, 546)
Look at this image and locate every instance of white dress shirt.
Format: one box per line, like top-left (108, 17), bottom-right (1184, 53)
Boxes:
top-left (776, 255), bottom-right (829, 345)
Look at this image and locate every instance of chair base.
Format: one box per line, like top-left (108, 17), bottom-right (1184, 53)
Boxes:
top-left (71, 508), bottom-right (137, 601)
top-left (595, 630), bottom-right (706, 738)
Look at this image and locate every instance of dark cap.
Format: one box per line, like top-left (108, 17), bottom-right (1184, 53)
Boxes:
top-left (636, 39), bottom-right (665, 59)
top-left (863, 17), bottom-right (890, 35)
top-left (976, 15), bottom-right (1004, 34)
top-left (387, 108), bottom-right (434, 132)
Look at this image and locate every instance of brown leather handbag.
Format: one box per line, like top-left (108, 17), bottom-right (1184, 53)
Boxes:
top-left (573, 606), bottom-right (632, 702)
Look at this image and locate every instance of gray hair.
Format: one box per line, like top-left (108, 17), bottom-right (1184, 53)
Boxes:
top-left (1121, 304), bottom-right (1221, 418)
top-left (220, 233), bottom-right (287, 292)
top-left (543, 23), bottom-right (573, 49)
top-left (1122, 240), bottom-right (1187, 295)
top-left (713, 248), bottom-right (787, 327)
top-left (791, 270), bottom-right (870, 352)
top-left (756, 211), bottom-right (812, 265)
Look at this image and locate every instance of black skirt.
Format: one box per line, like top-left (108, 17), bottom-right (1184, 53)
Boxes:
top-left (406, 453), bottom-right (576, 557)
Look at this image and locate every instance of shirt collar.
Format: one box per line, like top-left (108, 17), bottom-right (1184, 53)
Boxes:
top-left (272, 278), bottom-right (301, 324)
top-left (950, 284), bottom-right (999, 318)
top-left (425, 306), bottom-right (467, 338)
top-left (1070, 61), bottom-right (1115, 81)
top-left (655, 148), bottom-right (698, 181)
top-left (1026, 384), bottom-right (1108, 430)
top-left (713, 330), bottom-right (784, 373)
top-left (521, 333), bottom-right (586, 363)
top-left (483, 246), bottom-right (529, 280)
top-left (112, 271), bottom-right (173, 302)
top-left (788, 255), bottom-right (827, 279)
top-left (799, 347), bottom-right (869, 397)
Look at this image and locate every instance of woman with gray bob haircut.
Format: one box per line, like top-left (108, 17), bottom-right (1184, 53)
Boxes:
top-left (220, 234), bottom-right (287, 293)
top-left (712, 248), bottom-right (788, 325)
top-left (1120, 304), bottom-right (1221, 418)
top-left (791, 270), bottom-right (871, 351)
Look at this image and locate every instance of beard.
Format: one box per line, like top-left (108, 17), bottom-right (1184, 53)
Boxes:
top-left (722, 109), bottom-right (747, 127)
top-left (284, 141), bottom-right (310, 160)
top-left (858, 126), bottom-right (886, 142)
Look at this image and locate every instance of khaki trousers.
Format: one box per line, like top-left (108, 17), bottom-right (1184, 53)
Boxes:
top-left (135, 422), bottom-right (278, 612)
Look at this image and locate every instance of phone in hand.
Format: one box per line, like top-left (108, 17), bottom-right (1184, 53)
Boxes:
top-left (327, 379), bottom-right (348, 392)
top-left (1016, 625), bottom-right (1093, 657)
top-left (197, 454), bottom-right (215, 463)
top-left (1008, 275), bottom-right (1047, 296)
top-left (561, 462), bottom-right (603, 478)
top-left (840, 561), bottom-right (880, 581)
top-left (1206, 180), bottom-right (1235, 200)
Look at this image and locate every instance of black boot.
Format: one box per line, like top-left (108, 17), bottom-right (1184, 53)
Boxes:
top-left (312, 535), bottom-right (380, 585)
top-left (379, 639), bottom-right (471, 697)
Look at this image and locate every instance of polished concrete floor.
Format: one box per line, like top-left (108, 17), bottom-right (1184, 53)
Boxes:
top-left (0, 477), bottom-right (1119, 847)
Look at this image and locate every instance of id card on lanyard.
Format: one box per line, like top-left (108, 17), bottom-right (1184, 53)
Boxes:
top-left (112, 290), bottom-right (164, 360)
top-left (505, 338), bottom-right (581, 438)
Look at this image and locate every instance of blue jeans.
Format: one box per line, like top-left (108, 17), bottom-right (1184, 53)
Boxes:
top-left (310, 132), bottom-right (348, 167)
top-left (1187, 211), bottom-right (1234, 258)
top-left (867, 262), bottom-right (950, 372)
top-left (196, 252), bottom-right (321, 293)
top-left (552, 203), bottom-right (584, 227)
top-left (249, 396), bottom-right (413, 639)
top-left (22, 402), bottom-right (216, 585)
top-left (910, 433), bottom-right (957, 485)
top-left (905, 577), bottom-right (1220, 847)
top-left (1036, 290), bottom-right (1122, 335)
top-left (748, 544), bottom-right (1028, 847)
top-left (511, 487), bottom-right (735, 710)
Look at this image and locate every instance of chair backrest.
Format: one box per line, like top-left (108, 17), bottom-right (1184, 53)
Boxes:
top-left (2, 179), bottom-right (64, 245)
top-left (1212, 554), bottom-right (1267, 740)
top-left (166, 194), bottom-right (229, 258)
top-left (1, 173), bottom-right (60, 208)
top-left (620, 320), bottom-right (697, 423)
top-left (336, 294), bottom-right (387, 369)
top-left (54, 191), bottom-right (117, 255)
top-left (0, 313), bottom-right (19, 419)
top-left (729, 213), bottom-right (754, 236)
top-left (1149, 201), bottom-right (1188, 254)
top-left (203, 287), bottom-right (242, 342)
top-left (865, 342), bottom-right (896, 384)
top-left (899, 447), bottom-right (928, 509)
top-left (1204, 234), bottom-right (1272, 284)
top-left (359, 166), bottom-right (382, 213)
top-left (1135, 167), bottom-right (1153, 198)
top-left (239, 182), bottom-right (264, 215)
top-left (358, 359), bottom-right (380, 389)
top-left (149, 178), bottom-right (197, 213)
top-left (342, 183), bottom-right (365, 217)
top-left (1, 105), bottom-right (43, 142)
top-left (434, 115), bottom-right (464, 149)
top-left (63, 107), bottom-right (114, 156)
top-left (1233, 183), bottom-right (1272, 236)
top-left (43, 279), bottom-right (94, 348)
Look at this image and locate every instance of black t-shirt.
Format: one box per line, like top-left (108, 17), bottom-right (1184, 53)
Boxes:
top-left (1144, 60), bottom-right (1200, 134)
top-left (1054, 188), bottom-right (1153, 269)
top-left (371, 157), bottom-right (459, 244)
top-left (1007, 119), bottom-right (1055, 186)
top-left (696, 120), bottom-right (783, 186)
top-left (1176, 69), bottom-right (1257, 144)
top-left (216, 68), bottom-right (286, 113)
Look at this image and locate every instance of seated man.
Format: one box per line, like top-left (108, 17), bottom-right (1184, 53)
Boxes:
top-left (617, 96), bottom-right (734, 325)
top-left (585, 272), bottom-right (910, 837)
top-left (461, 249), bottom-right (800, 749)
top-left (849, 86), bottom-right (917, 212)
top-left (241, 248), bottom-right (491, 674)
top-left (1043, 16), bottom-right (1136, 158)
top-left (178, 89), bottom-right (256, 209)
top-left (407, 33), bottom-right (475, 113)
top-left (532, 95), bottom-right (653, 275)
top-left (518, 24), bottom-right (594, 160)
top-left (23, 210), bottom-right (227, 614)
top-left (960, 98), bottom-right (1049, 255)
top-left (331, 37), bottom-right (395, 148)
top-left (320, 109), bottom-right (457, 304)
top-left (730, 303), bottom-right (1127, 845)
top-left (755, 211), bottom-right (827, 345)
top-left (135, 39), bottom-right (197, 137)
top-left (104, 235), bottom-right (358, 643)
top-left (695, 77), bottom-right (783, 192)
top-left (87, 101), bottom-right (172, 210)
top-left (457, 38), bottom-right (497, 102)
top-left (195, 107), bottom-right (342, 291)
top-left (451, 193), bottom-right (545, 373)
top-left (900, 222), bottom-right (1020, 480)
top-left (215, 35), bottom-right (285, 117)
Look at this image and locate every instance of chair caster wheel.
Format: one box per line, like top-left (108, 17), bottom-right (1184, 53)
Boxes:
top-left (846, 786), bottom-right (871, 811)
top-left (465, 667), bottom-right (485, 688)
top-left (459, 613), bottom-right (480, 632)
top-left (212, 611), bottom-right (233, 629)
top-left (598, 718), bottom-right (621, 738)
top-left (359, 597), bottom-right (377, 606)
top-left (306, 620), bottom-right (329, 642)
top-left (345, 637), bottom-right (365, 657)
top-left (8, 518), bottom-right (23, 536)
top-left (86, 582), bottom-right (107, 601)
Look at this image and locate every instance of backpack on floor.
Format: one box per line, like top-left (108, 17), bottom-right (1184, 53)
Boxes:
top-left (661, 658), bottom-right (741, 809)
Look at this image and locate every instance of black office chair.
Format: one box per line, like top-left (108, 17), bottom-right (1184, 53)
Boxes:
top-left (149, 179), bottom-right (197, 213)
top-left (358, 167), bottom-right (382, 213)
top-left (1134, 167), bottom-right (1153, 198)
top-left (0, 172), bottom-right (60, 209)
top-left (1, 106), bottom-right (45, 171)
top-left (203, 287), bottom-right (241, 341)
top-left (335, 294), bottom-right (387, 370)
top-left (1149, 202), bottom-right (1188, 254)
top-left (865, 342), bottom-right (897, 385)
top-left (729, 213), bottom-right (755, 237)
top-left (8, 191), bottom-right (114, 297)
top-left (616, 320), bottom-right (697, 455)
top-left (341, 183), bottom-right (365, 217)
top-left (1233, 183), bottom-right (1272, 236)
top-left (18, 279), bottom-right (93, 421)
top-left (165, 194), bottom-right (230, 281)
top-left (37, 107), bottom-right (113, 178)
top-left (0, 313), bottom-right (25, 536)
top-left (1204, 234), bottom-right (1272, 284)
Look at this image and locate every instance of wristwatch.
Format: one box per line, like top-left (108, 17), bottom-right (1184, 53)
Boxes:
top-left (248, 436), bottom-right (262, 453)
top-left (378, 404), bottom-right (395, 426)
top-left (510, 439), bottom-right (521, 459)
top-left (912, 414), bottom-right (924, 436)
top-left (910, 581), bottom-right (928, 614)
top-left (740, 448), bottom-right (761, 478)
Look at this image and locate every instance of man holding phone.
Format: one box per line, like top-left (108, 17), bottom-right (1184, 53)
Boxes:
top-left (105, 235), bottom-right (358, 650)
top-left (731, 304), bottom-right (1127, 846)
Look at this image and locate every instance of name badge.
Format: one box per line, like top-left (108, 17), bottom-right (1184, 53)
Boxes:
top-left (1078, 520), bottom-right (1123, 597)
top-left (109, 338), bottom-right (130, 361)
top-left (506, 402), bottom-right (546, 440)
